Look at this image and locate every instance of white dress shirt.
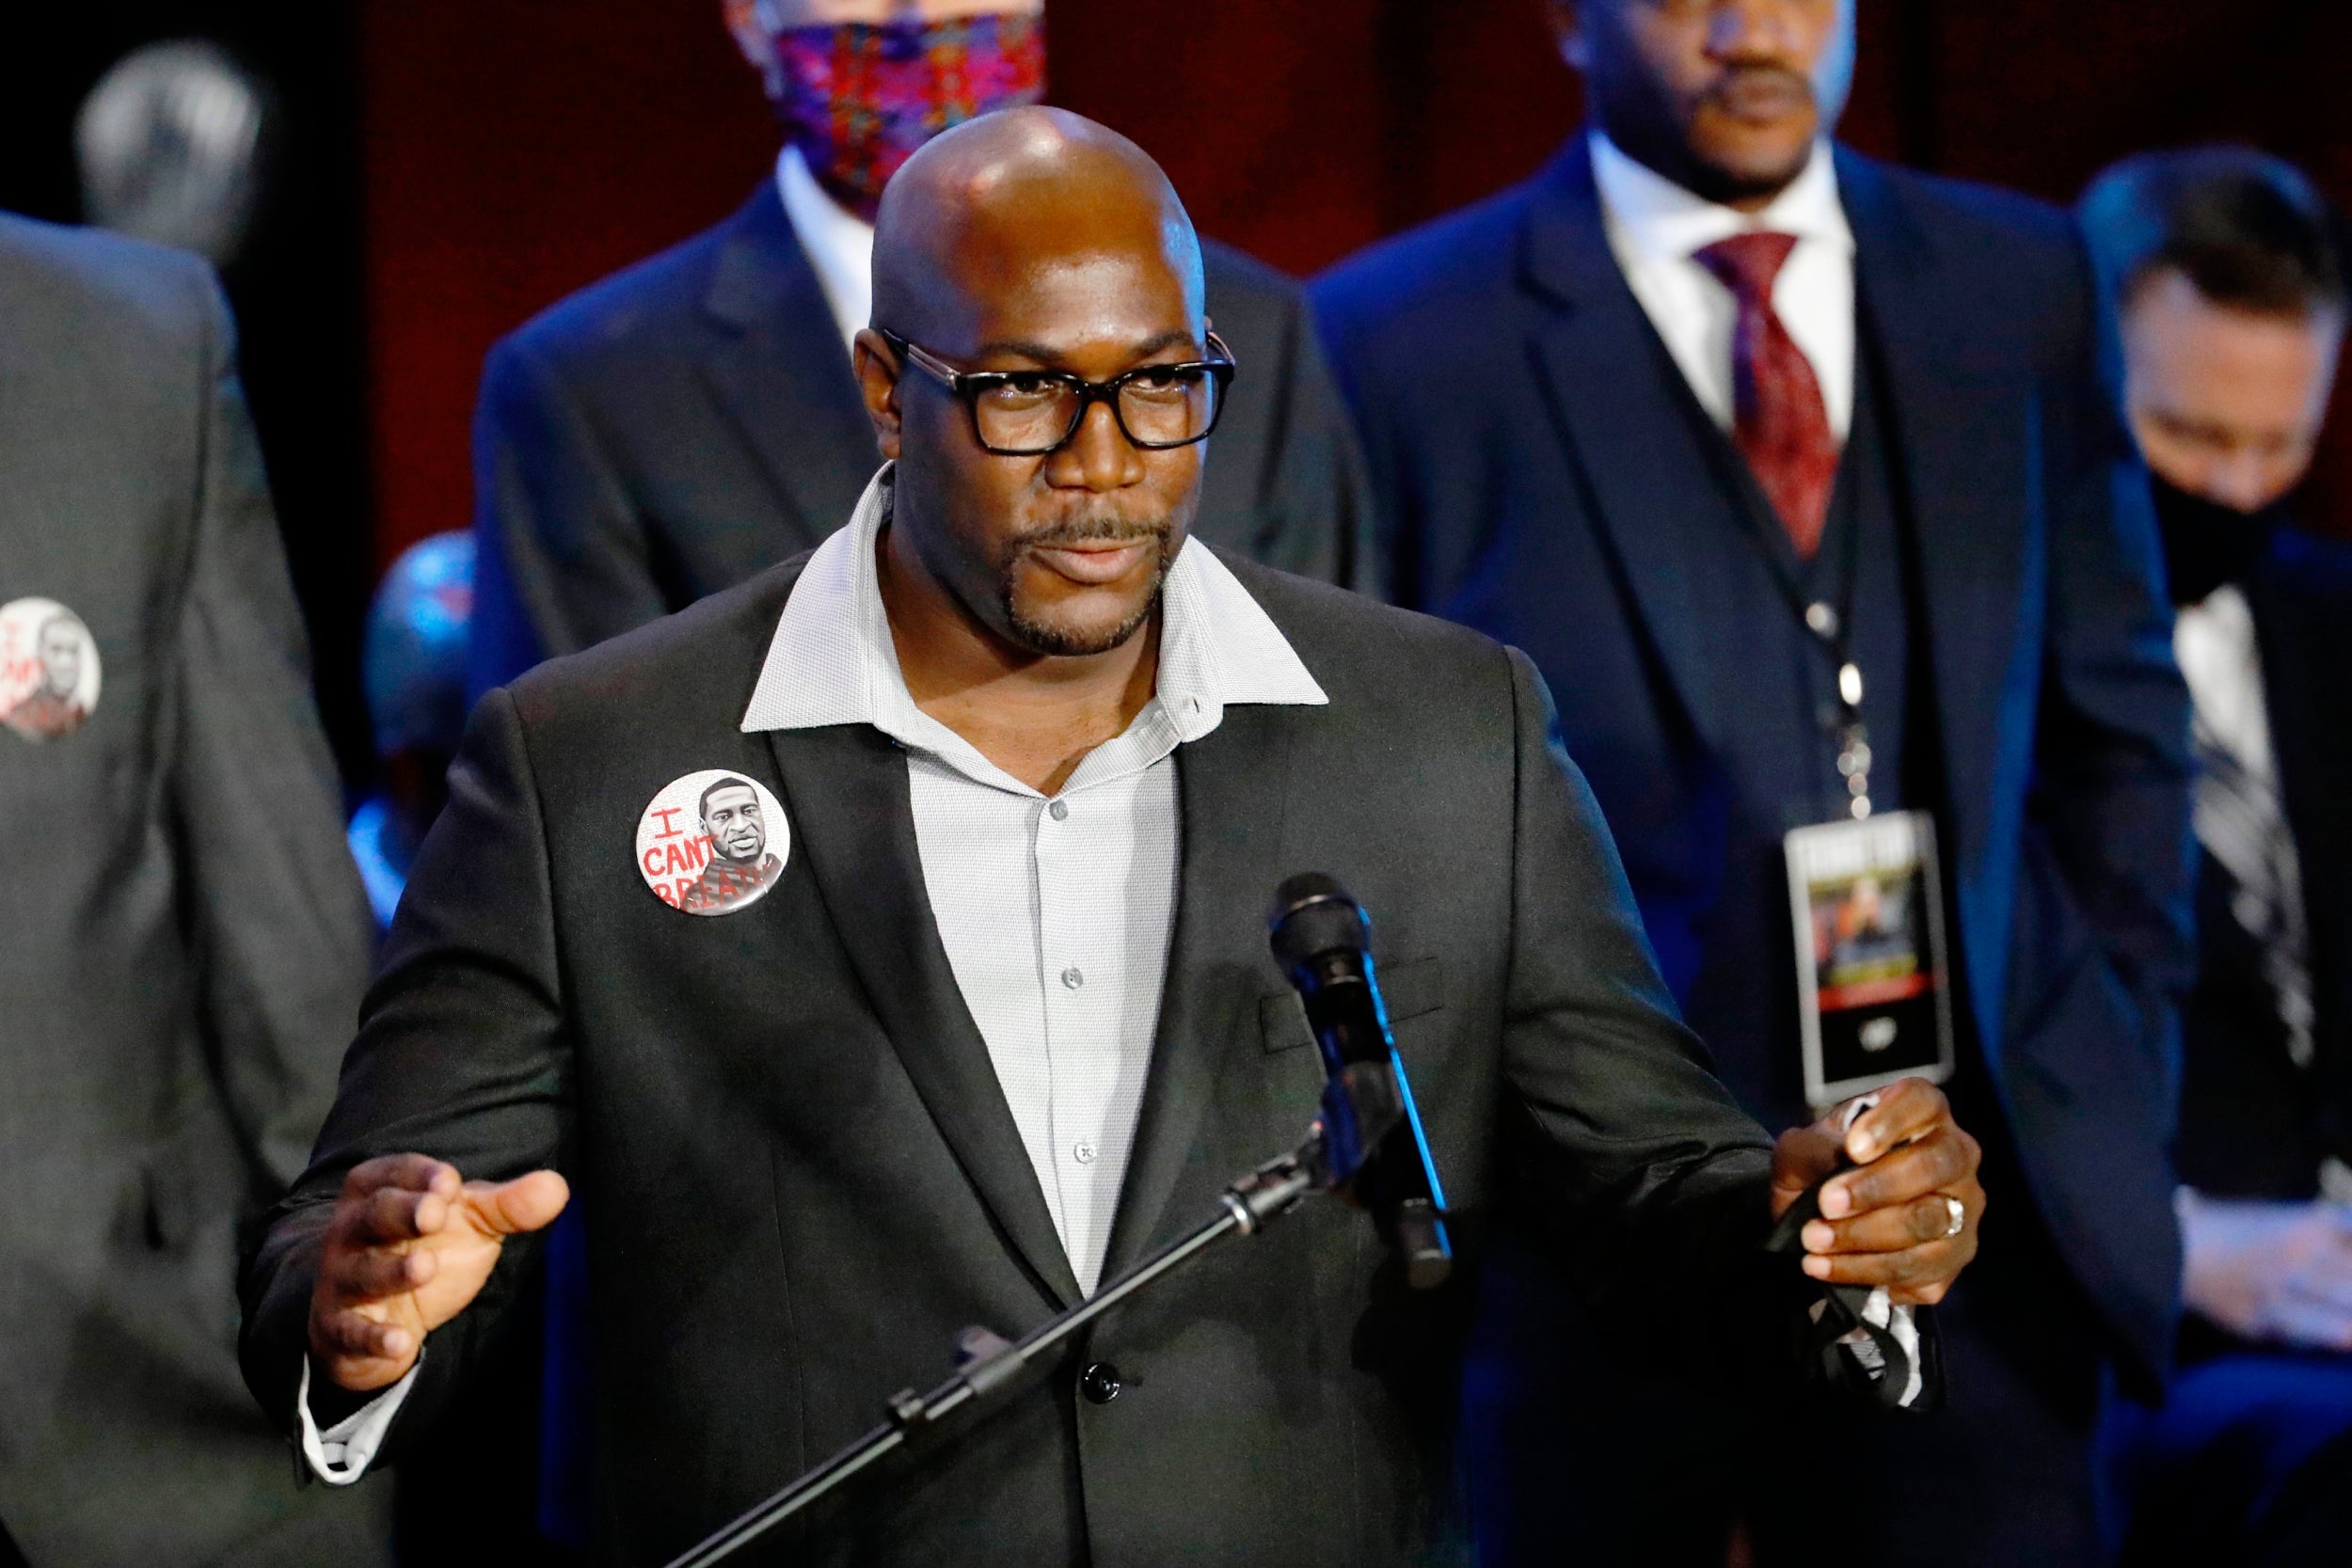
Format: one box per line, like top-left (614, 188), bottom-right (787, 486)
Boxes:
top-left (1590, 129), bottom-right (1856, 440)
top-left (777, 143), bottom-right (874, 352)
top-left (742, 466), bottom-right (1327, 1293)
top-left (2175, 585), bottom-right (2314, 1073)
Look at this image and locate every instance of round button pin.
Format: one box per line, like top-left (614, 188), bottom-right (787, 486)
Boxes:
top-left (0, 597), bottom-right (102, 742)
top-left (636, 769), bottom-right (790, 916)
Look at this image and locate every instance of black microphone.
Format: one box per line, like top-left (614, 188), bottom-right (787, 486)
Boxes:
top-left (1267, 873), bottom-right (1453, 1290)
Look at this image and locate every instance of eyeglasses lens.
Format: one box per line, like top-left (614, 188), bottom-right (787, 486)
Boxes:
top-left (973, 368), bottom-right (1217, 452)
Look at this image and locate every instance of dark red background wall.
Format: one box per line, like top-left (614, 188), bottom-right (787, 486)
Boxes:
top-left (359, 0), bottom-right (2352, 568)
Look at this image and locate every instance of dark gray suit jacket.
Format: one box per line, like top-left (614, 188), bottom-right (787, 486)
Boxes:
top-left (243, 550), bottom-right (1802, 1566)
top-left (0, 215), bottom-right (383, 1565)
top-left (469, 179), bottom-right (1376, 697)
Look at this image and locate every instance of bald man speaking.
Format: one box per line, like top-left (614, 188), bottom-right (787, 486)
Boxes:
top-left (239, 110), bottom-right (1983, 1565)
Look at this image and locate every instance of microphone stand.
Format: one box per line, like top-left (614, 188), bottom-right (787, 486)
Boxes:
top-left (660, 1138), bottom-right (1326, 1568)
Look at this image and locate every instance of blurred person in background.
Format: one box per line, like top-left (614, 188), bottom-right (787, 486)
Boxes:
top-left (0, 214), bottom-right (389, 1566)
top-left (467, 0), bottom-right (1375, 704)
top-left (350, 532), bottom-right (476, 931)
top-left (1313, 0), bottom-right (2192, 1562)
top-left (2081, 145), bottom-right (2352, 1568)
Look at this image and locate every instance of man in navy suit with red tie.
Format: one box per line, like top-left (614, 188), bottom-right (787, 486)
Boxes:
top-left (1315, 1), bottom-right (2194, 1562)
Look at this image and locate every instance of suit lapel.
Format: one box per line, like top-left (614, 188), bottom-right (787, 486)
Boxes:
top-left (1840, 152), bottom-right (2039, 1058)
top-left (1099, 705), bottom-right (1296, 1277)
top-left (700, 182), bottom-right (880, 547)
top-left (1518, 141), bottom-right (1737, 758)
top-left (764, 722), bottom-right (1083, 1308)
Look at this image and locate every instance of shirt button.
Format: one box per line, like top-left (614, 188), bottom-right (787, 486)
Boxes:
top-left (1805, 602), bottom-right (1840, 637)
top-left (1073, 1141), bottom-right (1097, 1164)
top-left (1049, 799), bottom-right (1070, 821)
top-left (1061, 966), bottom-right (1084, 990)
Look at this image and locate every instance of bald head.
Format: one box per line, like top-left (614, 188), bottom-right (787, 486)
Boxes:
top-left (872, 106), bottom-right (1203, 346)
top-left (850, 106), bottom-right (1222, 669)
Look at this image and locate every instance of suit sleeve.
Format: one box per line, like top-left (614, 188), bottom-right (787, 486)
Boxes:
top-left (239, 684), bottom-right (572, 1451)
top-left (1491, 646), bottom-right (1800, 1362)
top-left (172, 269), bottom-right (375, 1193)
top-left (469, 333), bottom-right (667, 697)
top-left (1245, 287), bottom-right (1384, 599)
top-left (2032, 235), bottom-right (2198, 1126)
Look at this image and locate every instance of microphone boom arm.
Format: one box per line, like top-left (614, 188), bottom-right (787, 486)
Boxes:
top-left (660, 1136), bottom-right (1325, 1568)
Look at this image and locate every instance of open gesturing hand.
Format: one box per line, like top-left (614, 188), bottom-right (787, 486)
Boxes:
top-left (307, 1153), bottom-right (569, 1392)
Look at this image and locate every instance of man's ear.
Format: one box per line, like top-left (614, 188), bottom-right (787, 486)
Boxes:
top-left (1546, 0), bottom-right (1591, 73)
top-left (721, 0), bottom-right (783, 98)
top-left (852, 327), bottom-right (905, 462)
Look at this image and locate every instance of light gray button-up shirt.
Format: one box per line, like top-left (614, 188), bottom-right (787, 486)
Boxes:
top-left (741, 464), bottom-right (1328, 1292)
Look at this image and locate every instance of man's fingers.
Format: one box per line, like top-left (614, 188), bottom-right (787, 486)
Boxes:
top-left (460, 1169), bottom-right (570, 1238)
top-left (339, 1183), bottom-right (450, 1247)
top-left (1822, 1131), bottom-right (1979, 1218)
top-left (2263, 1294), bottom-right (2352, 1352)
top-left (1801, 1236), bottom-right (1973, 1293)
top-left (2280, 1265), bottom-right (2352, 1317)
top-left (310, 1316), bottom-right (421, 1372)
top-left (324, 1243), bottom-right (439, 1303)
top-left (1843, 1077), bottom-right (1945, 1163)
top-left (1803, 1194), bottom-right (1970, 1257)
top-left (342, 1153), bottom-right (459, 1201)
top-left (1770, 1122), bottom-right (1846, 1216)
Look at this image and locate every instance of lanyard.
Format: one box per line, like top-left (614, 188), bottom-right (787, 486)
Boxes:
top-left (1804, 603), bottom-right (1875, 821)
top-left (1724, 476), bottom-right (1878, 820)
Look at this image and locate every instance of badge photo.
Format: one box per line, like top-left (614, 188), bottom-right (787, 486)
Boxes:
top-left (0, 597), bottom-right (102, 742)
top-left (637, 769), bottom-right (790, 916)
top-left (1784, 809), bottom-right (1955, 1109)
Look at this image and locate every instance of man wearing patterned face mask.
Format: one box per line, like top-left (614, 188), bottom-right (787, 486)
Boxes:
top-left (757, 0), bottom-right (1044, 222)
top-left (465, 0), bottom-right (1376, 706)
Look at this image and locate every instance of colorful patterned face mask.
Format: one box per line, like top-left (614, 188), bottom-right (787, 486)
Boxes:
top-left (772, 13), bottom-right (1045, 223)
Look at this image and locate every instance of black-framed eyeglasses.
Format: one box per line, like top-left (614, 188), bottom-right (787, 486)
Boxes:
top-left (880, 328), bottom-right (1236, 456)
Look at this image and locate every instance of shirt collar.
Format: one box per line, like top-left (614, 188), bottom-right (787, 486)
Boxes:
top-left (740, 465), bottom-right (1327, 788)
top-left (1588, 127), bottom-right (1851, 265)
top-left (774, 143), bottom-right (875, 353)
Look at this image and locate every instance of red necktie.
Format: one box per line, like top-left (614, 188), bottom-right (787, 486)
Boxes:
top-left (1692, 232), bottom-right (1839, 560)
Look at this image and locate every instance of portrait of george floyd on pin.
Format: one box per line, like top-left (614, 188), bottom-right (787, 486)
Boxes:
top-left (6, 2), bottom-right (2352, 1567)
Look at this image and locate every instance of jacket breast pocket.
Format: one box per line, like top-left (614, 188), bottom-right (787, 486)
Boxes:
top-left (1259, 955), bottom-right (1446, 1053)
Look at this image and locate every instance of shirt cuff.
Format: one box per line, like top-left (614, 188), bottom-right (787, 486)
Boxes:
top-left (296, 1352), bottom-right (421, 1485)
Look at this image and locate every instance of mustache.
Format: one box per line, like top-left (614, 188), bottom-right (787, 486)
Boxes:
top-left (1703, 61), bottom-right (1816, 106)
top-left (1009, 513), bottom-right (1172, 551)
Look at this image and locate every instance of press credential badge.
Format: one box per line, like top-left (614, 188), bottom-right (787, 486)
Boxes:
top-left (1785, 809), bottom-right (1955, 1109)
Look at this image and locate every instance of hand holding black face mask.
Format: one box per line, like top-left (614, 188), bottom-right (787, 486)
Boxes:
top-left (2153, 472), bottom-right (2285, 607)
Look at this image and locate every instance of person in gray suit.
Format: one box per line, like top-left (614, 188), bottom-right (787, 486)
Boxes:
top-left (0, 214), bottom-right (392, 1567)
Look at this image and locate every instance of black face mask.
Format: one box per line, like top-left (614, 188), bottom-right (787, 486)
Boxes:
top-left (2151, 473), bottom-right (2283, 607)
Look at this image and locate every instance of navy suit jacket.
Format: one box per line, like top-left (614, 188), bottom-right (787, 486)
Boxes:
top-left (1313, 139), bottom-right (2195, 1389)
top-left (469, 179), bottom-right (1375, 697)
